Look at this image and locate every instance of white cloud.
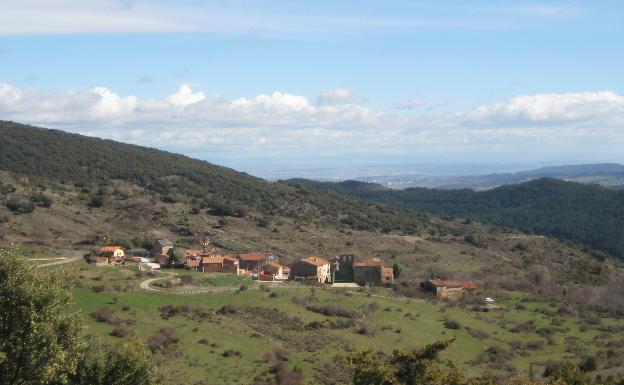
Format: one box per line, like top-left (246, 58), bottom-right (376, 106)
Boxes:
top-left (461, 91), bottom-right (624, 125)
top-left (0, 83), bottom-right (623, 163)
top-left (395, 98), bottom-right (426, 110)
top-left (316, 89), bottom-right (364, 106)
top-left (166, 85), bottom-right (205, 108)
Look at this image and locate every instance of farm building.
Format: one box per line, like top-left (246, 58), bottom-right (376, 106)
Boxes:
top-left (290, 256), bottom-right (331, 283)
top-left (98, 246), bottom-right (126, 266)
top-left (353, 258), bottom-right (383, 286)
top-left (422, 279), bottom-right (476, 301)
top-left (260, 261), bottom-right (287, 281)
top-left (238, 252), bottom-right (272, 271)
top-left (153, 239), bottom-right (174, 257)
top-left (381, 267), bottom-right (395, 286)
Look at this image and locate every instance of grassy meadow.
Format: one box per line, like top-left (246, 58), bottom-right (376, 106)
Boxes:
top-left (48, 260), bottom-right (624, 385)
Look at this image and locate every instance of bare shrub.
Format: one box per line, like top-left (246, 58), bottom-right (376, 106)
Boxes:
top-left (147, 327), bottom-right (180, 357)
top-left (110, 326), bottom-right (130, 338)
top-left (91, 307), bottom-right (121, 325)
top-left (465, 327), bottom-right (489, 339)
top-left (355, 322), bottom-right (377, 336)
top-left (222, 349), bottom-right (242, 357)
top-left (444, 317), bottom-right (461, 330)
top-left (306, 304), bottom-right (358, 319)
top-left (262, 345), bottom-right (290, 363)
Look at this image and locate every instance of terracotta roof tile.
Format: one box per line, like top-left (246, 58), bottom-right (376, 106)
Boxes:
top-left (239, 252), bottom-right (269, 261)
top-left (201, 256), bottom-right (224, 264)
top-left (381, 267), bottom-right (394, 278)
top-left (428, 279), bottom-right (475, 290)
top-left (301, 256), bottom-right (329, 266)
top-left (101, 246), bottom-right (124, 252)
top-left (353, 258), bottom-right (382, 267)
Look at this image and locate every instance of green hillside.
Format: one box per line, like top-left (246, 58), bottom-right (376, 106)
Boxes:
top-left (288, 178), bottom-right (624, 259)
top-left (0, 120), bottom-right (425, 234)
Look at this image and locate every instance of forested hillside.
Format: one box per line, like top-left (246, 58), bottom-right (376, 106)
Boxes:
top-left (0, 121), bottom-right (425, 234)
top-left (290, 178), bottom-right (624, 259)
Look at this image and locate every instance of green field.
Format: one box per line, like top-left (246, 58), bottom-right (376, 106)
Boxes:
top-left (54, 261), bottom-right (624, 385)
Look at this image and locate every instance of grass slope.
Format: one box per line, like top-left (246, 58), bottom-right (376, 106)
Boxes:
top-left (56, 260), bottom-right (624, 385)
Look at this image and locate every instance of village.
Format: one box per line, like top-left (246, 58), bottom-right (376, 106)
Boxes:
top-left (91, 238), bottom-right (478, 301)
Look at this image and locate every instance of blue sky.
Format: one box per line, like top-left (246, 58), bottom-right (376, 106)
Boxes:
top-left (1, 1), bottom-right (623, 175)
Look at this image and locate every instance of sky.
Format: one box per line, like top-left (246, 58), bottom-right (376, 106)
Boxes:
top-left (0, 0), bottom-right (623, 175)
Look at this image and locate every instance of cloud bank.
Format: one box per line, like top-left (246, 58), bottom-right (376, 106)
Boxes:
top-left (0, 83), bottom-right (622, 163)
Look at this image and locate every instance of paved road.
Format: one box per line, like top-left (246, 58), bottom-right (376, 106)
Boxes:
top-left (37, 250), bottom-right (85, 268)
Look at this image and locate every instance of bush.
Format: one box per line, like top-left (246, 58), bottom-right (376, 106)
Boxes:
top-left (262, 346), bottom-right (290, 362)
top-left (579, 356), bottom-right (597, 372)
top-left (147, 328), bottom-right (180, 356)
top-left (355, 322), bottom-right (377, 336)
top-left (180, 275), bottom-right (194, 285)
top-left (222, 349), bottom-right (242, 357)
top-left (217, 304), bottom-right (238, 314)
top-left (464, 234), bottom-right (481, 247)
top-left (88, 195), bottom-right (104, 208)
top-left (306, 304), bottom-right (359, 318)
top-left (31, 193), bottom-right (53, 207)
top-left (392, 263), bottom-right (402, 279)
top-left (444, 317), bottom-right (461, 330)
top-left (6, 197), bottom-right (34, 213)
top-left (91, 307), bottom-right (121, 325)
top-left (110, 327), bottom-right (130, 338)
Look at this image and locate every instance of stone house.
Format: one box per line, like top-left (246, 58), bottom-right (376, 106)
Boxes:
top-left (422, 279), bottom-right (476, 301)
top-left (222, 255), bottom-right (241, 274)
top-left (381, 267), bottom-right (395, 287)
top-left (260, 261), bottom-right (287, 281)
top-left (238, 252), bottom-right (271, 271)
top-left (200, 254), bottom-right (240, 274)
top-left (290, 256), bottom-right (331, 283)
top-left (353, 258), bottom-right (383, 286)
top-left (153, 239), bottom-right (173, 257)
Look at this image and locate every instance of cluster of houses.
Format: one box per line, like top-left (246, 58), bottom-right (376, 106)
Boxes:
top-left (91, 239), bottom-right (476, 298)
top-left (91, 240), bottom-right (396, 287)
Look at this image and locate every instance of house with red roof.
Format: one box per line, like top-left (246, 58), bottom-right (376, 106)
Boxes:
top-left (353, 258), bottom-right (383, 286)
top-left (260, 261), bottom-right (287, 281)
top-left (238, 252), bottom-right (272, 272)
top-left (422, 279), bottom-right (476, 301)
top-left (381, 267), bottom-right (395, 287)
top-left (94, 245), bottom-right (126, 266)
top-left (290, 256), bottom-right (331, 283)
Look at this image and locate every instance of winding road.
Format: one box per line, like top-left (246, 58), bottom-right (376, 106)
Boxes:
top-left (137, 271), bottom-right (423, 303)
top-left (37, 250), bottom-right (85, 268)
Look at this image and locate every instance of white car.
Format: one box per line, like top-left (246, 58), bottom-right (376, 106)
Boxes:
top-left (485, 297), bottom-right (494, 303)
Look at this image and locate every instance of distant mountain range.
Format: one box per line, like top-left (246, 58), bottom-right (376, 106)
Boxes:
top-left (355, 163), bottom-right (624, 190)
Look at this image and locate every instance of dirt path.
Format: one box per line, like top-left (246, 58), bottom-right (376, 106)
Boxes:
top-left (37, 250), bottom-right (85, 268)
top-left (138, 272), bottom-right (424, 303)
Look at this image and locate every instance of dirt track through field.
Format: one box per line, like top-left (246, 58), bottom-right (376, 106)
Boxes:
top-left (138, 272), bottom-right (424, 302)
top-left (37, 250), bottom-right (84, 268)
